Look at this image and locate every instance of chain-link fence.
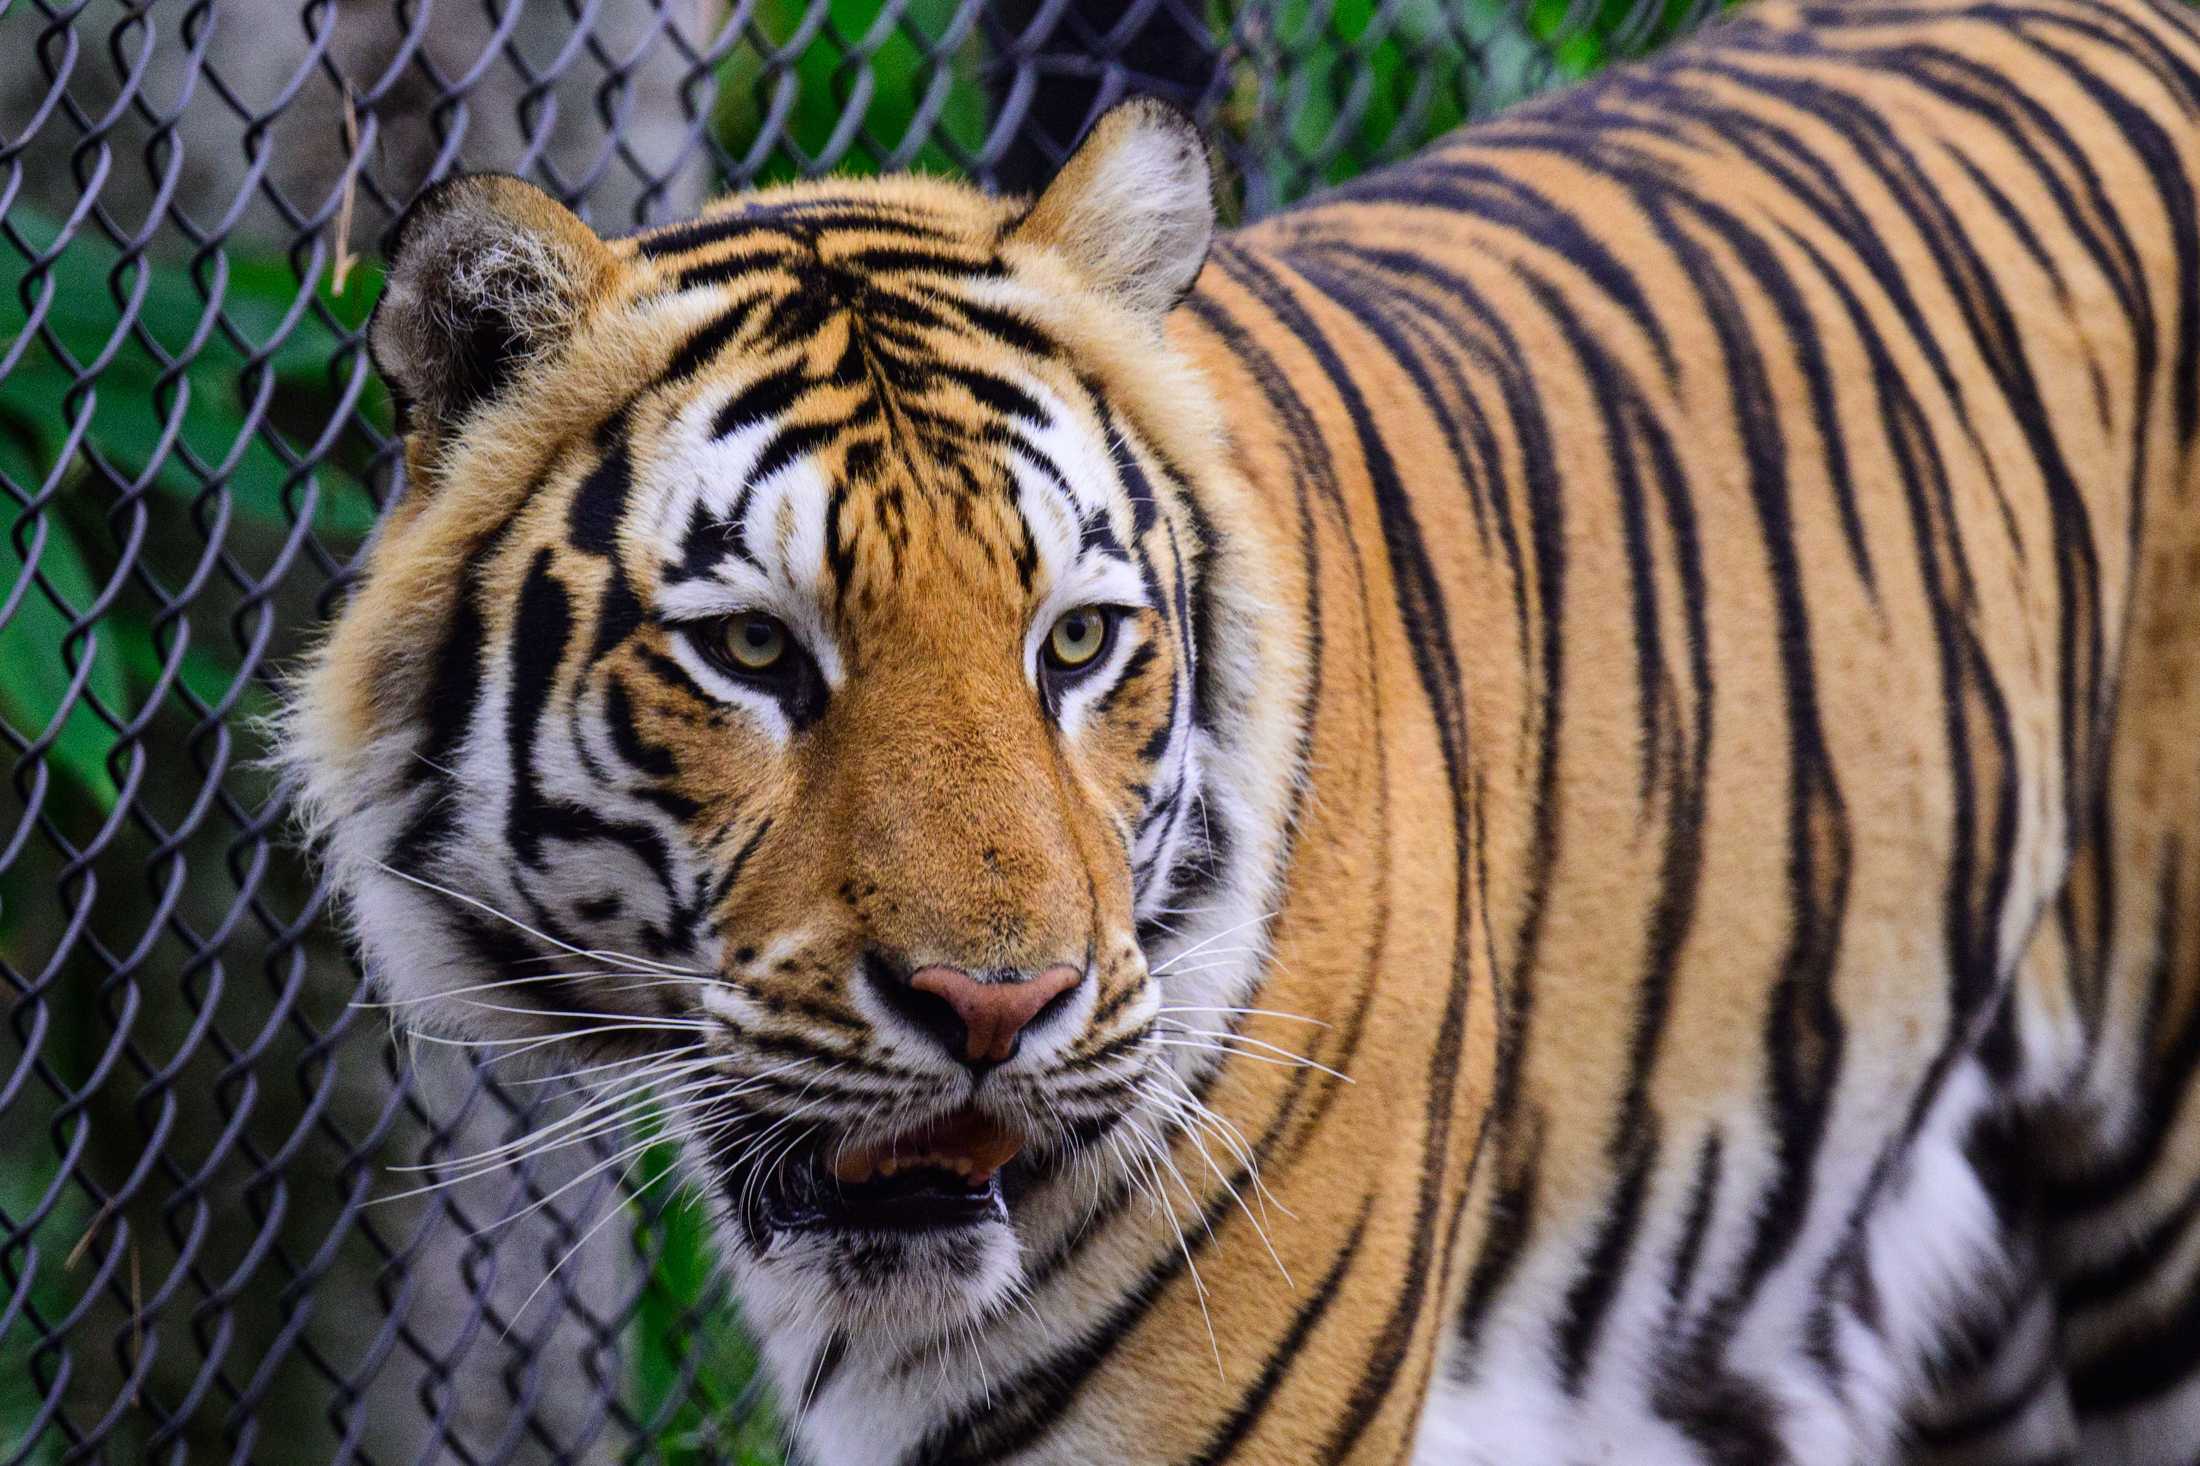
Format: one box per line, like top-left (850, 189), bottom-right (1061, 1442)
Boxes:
top-left (0, 0), bottom-right (1712, 1460)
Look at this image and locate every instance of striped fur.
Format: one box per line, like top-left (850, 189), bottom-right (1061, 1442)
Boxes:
top-left (283, 4), bottom-right (2200, 1460)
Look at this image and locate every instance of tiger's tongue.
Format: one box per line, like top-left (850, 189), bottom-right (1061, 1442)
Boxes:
top-left (829, 1108), bottom-right (1023, 1187)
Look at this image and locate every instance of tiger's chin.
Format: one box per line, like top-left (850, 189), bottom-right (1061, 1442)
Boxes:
top-left (716, 1105), bottom-right (1045, 1342)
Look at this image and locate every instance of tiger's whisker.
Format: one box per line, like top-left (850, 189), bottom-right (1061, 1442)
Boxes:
top-left (351, 969), bottom-right (702, 1010)
top-left (464, 1105), bottom-right (715, 1240)
top-left (387, 1057), bottom-right (736, 1177)
top-left (502, 1043), bottom-right (709, 1090)
top-left (398, 1020), bottom-right (704, 1053)
top-left (370, 861), bottom-right (705, 978)
top-left (1116, 1128), bottom-right (1224, 1381)
top-left (449, 998), bottom-right (708, 1029)
top-left (1147, 911), bottom-right (1281, 974)
top-left (1155, 1004), bottom-right (1330, 1029)
top-left (1134, 1080), bottom-right (1296, 1279)
top-left (504, 1142), bottom-right (692, 1335)
top-left (1144, 1063), bottom-right (1295, 1221)
top-left (1153, 1025), bottom-right (1352, 1082)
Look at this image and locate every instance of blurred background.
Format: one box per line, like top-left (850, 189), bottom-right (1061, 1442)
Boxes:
top-left (0, 0), bottom-right (1712, 1460)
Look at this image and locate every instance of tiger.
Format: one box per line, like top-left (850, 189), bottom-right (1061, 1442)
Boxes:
top-left (280, 0), bottom-right (2200, 1459)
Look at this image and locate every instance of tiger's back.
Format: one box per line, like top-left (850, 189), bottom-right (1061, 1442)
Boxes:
top-left (1170, 0), bottom-right (2200, 1458)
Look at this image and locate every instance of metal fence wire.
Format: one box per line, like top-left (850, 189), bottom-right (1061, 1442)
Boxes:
top-left (0, 0), bottom-right (1712, 1460)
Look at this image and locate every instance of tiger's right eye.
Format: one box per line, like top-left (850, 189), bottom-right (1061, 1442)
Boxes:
top-left (1046, 607), bottom-right (1111, 671)
top-left (707, 613), bottom-right (789, 675)
top-left (686, 611), bottom-right (827, 728)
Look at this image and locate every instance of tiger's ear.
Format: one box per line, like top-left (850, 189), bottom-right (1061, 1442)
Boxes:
top-left (370, 174), bottom-right (618, 436)
top-left (1011, 98), bottom-right (1215, 320)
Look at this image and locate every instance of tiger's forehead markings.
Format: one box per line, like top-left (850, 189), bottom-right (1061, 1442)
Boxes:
top-left (647, 391), bottom-right (845, 673)
top-left (629, 197), bottom-right (967, 262)
top-left (640, 364), bottom-right (1158, 685)
top-left (616, 192), bottom-right (1177, 673)
top-left (633, 199), bottom-right (1021, 343)
top-left (996, 386), bottom-right (1151, 595)
top-left (628, 307), bottom-right (1090, 583)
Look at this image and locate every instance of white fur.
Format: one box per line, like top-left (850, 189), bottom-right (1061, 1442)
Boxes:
top-left (644, 391), bottom-right (848, 690)
top-left (1415, 1064), bottom-right (2010, 1466)
top-left (1028, 108), bottom-right (1214, 320)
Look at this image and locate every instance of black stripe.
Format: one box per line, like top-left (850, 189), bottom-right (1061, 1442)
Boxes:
top-left (1187, 1198), bottom-right (1375, 1465)
top-left (1220, 244), bottom-right (1485, 1453)
top-left (709, 817), bottom-right (773, 911)
top-left (1258, 236), bottom-right (1562, 1365)
top-left (1324, 156), bottom-right (1677, 376)
top-left (714, 361), bottom-right (811, 440)
top-left (832, 245), bottom-right (1005, 278)
top-left (1494, 255), bottom-right (1712, 1390)
top-left (937, 295), bottom-right (1055, 359)
top-left (388, 511), bottom-right (521, 868)
top-left (1177, 282), bottom-right (1379, 1172)
top-left (1662, 1131), bottom-right (1724, 1329)
top-left (674, 247), bottom-right (794, 293)
top-left (634, 205), bottom-right (956, 259)
top-left (934, 361), bottom-right (1048, 424)
top-left (669, 497), bottom-right (760, 584)
top-left (603, 674), bottom-right (676, 779)
top-left (567, 437), bottom-right (632, 555)
top-left (658, 298), bottom-right (763, 385)
top-left (506, 549), bottom-right (574, 870)
top-left (748, 418), bottom-right (846, 488)
top-left (1106, 413), bottom-right (1161, 538)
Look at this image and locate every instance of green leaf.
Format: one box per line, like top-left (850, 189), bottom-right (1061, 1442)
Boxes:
top-left (1, 208), bottom-right (388, 545)
top-left (0, 1157), bottom-right (86, 1466)
top-left (0, 503), bottom-right (128, 810)
top-left (717, 0), bottom-right (985, 183)
top-left (626, 1109), bottom-right (778, 1463)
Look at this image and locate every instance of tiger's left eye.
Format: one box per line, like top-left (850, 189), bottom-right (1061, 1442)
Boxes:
top-left (1045, 607), bottom-right (1113, 671)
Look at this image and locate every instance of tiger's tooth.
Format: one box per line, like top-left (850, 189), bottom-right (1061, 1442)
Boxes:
top-left (816, 1107), bottom-right (1025, 1200)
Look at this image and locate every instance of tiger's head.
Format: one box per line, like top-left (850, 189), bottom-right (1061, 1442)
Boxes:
top-left (286, 102), bottom-right (1289, 1344)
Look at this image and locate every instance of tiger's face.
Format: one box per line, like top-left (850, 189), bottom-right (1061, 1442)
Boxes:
top-left (287, 105), bottom-right (1254, 1340)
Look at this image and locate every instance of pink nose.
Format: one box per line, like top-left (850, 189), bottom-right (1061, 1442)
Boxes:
top-left (907, 964), bottom-right (1083, 1064)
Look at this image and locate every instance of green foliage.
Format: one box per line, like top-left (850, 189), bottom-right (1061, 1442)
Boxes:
top-left (628, 1119), bottom-right (782, 1465)
top-left (0, 498), bottom-right (129, 808)
top-left (1241, 0), bottom-right (1505, 194)
top-left (0, 212), bottom-right (388, 814)
top-left (713, 0), bottom-right (989, 182)
top-left (1226, 0), bottom-right (1710, 197)
top-left (0, 1163), bottom-right (81, 1466)
top-left (0, 215), bottom-right (387, 524)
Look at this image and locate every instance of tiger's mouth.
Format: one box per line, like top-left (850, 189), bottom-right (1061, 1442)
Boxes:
top-left (714, 1089), bottom-right (1141, 1330)
top-left (735, 1106), bottom-right (1034, 1236)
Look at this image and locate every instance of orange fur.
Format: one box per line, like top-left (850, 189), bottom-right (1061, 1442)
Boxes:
top-left (286, 2), bottom-right (2200, 1460)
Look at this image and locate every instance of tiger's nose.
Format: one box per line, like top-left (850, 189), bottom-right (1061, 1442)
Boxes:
top-left (864, 957), bottom-right (1083, 1068)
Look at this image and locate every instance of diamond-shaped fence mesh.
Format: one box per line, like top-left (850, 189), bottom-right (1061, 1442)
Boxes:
top-left (0, 0), bottom-right (1712, 1459)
